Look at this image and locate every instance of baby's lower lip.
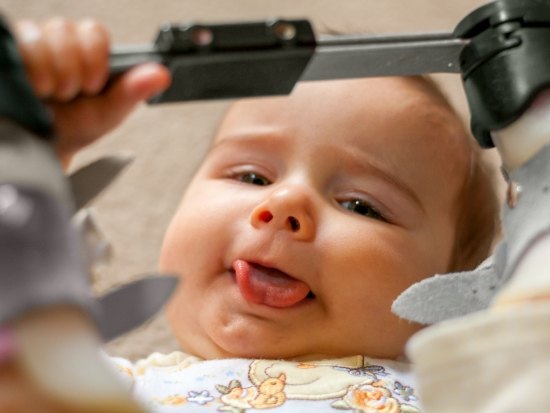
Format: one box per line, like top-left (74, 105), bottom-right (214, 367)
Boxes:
top-left (232, 260), bottom-right (314, 308)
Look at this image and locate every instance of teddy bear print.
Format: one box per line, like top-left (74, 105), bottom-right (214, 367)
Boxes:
top-left (217, 373), bottom-right (287, 410)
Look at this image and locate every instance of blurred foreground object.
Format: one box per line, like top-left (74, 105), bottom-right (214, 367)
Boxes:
top-left (0, 14), bottom-right (176, 412)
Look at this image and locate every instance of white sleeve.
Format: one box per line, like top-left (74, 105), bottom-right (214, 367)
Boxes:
top-left (407, 303), bottom-right (550, 413)
top-left (107, 354), bottom-right (137, 391)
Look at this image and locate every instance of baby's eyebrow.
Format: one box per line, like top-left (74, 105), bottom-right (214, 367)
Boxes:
top-left (212, 131), bottom-right (286, 150)
top-left (339, 148), bottom-right (424, 211)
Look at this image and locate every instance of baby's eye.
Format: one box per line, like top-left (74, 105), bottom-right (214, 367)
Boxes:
top-left (237, 172), bottom-right (271, 186)
top-left (340, 199), bottom-right (384, 220)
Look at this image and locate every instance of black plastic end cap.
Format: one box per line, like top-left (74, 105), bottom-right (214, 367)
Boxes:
top-left (454, 0), bottom-right (550, 147)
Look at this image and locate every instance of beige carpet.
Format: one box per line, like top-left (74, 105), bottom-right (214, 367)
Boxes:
top-left (1, 0), bottom-right (500, 360)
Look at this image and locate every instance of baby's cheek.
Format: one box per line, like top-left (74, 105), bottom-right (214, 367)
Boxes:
top-left (158, 232), bottom-right (182, 274)
top-left (158, 208), bottom-right (200, 273)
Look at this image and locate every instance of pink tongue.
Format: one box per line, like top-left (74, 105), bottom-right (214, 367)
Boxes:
top-left (233, 260), bottom-right (310, 308)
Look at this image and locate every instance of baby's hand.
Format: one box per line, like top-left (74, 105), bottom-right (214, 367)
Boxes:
top-left (14, 18), bottom-right (171, 166)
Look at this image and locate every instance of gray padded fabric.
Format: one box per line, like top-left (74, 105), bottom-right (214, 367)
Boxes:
top-left (0, 185), bottom-right (99, 325)
top-left (0, 122), bottom-right (98, 324)
top-left (502, 144), bottom-right (550, 281)
top-left (392, 252), bottom-right (501, 324)
top-left (392, 144), bottom-right (550, 324)
top-left (0, 121), bottom-right (174, 340)
top-left (69, 154), bottom-right (134, 210)
top-left (0, 121), bottom-right (74, 210)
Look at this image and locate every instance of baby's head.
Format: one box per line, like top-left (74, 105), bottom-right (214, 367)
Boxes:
top-left (160, 76), bottom-right (498, 361)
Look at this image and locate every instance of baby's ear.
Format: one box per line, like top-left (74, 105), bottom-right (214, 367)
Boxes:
top-left (392, 248), bottom-right (504, 324)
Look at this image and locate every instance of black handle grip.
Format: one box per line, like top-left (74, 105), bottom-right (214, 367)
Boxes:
top-left (109, 19), bottom-right (316, 103)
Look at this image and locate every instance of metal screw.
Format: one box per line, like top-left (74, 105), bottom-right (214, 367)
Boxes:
top-left (273, 22), bottom-right (296, 41)
top-left (191, 27), bottom-right (214, 46)
top-left (506, 181), bottom-right (522, 208)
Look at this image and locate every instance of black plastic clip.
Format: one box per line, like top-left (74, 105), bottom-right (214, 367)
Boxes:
top-left (110, 19), bottom-right (317, 103)
top-left (455, 0), bottom-right (550, 147)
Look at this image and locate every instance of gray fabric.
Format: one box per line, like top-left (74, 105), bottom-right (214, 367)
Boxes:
top-left (69, 154), bottom-right (134, 210)
top-left (0, 121), bottom-right (97, 324)
top-left (502, 144), bottom-right (550, 281)
top-left (392, 254), bottom-right (499, 324)
top-left (0, 185), bottom-right (99, 325)
top-left (392, 144), bottom-right (550, 324)
top-left (0, 121), bottom-right (175, 340)
top-left (97, 276), bottom-right (178, 341)
top-left (0, 120), bottom-right (74, 211)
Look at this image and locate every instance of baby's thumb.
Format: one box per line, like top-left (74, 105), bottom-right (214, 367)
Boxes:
top-left (51, 63), bottom-right (171, 164)
top-left (107, 62), bottom-right (171, 110)
top-left (117, 63), bottom-right (171, 104)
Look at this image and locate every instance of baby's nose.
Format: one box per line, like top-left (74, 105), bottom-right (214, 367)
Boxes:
top-left (250, 187), bottom-right (315, 241)
top-left (258, 210), bottom-right (301, 232)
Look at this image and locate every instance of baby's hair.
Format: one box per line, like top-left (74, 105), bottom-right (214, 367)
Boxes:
top-left (411, 75), bottom-right (500, 271)
top-left (449, 139), bottom-right (500, 271)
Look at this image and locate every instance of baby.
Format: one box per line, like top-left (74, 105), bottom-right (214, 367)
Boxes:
top-left (8, 18), bottom-right (499, 412)
top-left (159, 74), bottom-right (499, 364)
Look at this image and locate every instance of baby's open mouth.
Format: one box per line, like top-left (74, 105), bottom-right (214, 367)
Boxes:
top-left (232, 259), bottom-right (314, 308)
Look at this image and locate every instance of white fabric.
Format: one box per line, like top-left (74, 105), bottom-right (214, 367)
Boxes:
top-left (408, 303), bottom-right (550, 413)
top-left (111, 352), bottom-right (421, 412)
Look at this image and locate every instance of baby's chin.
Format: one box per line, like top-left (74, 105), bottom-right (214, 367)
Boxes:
top-left (183, 316), bottom-right (411, 361)
top-left (169, 294), bottom-right (414, 361)
top-left (195, 323), bottom-right (317, 360)
top-left (193, 328), bottom-right (375, 361)
top-left (193, 341), bottom-right (403, 362)
top-left (196, 345), bottom-right (336, 361)
top-left (182, 329), bottom-right (408, 361)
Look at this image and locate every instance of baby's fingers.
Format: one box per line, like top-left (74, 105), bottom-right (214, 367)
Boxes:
top-left (76, 19), bottom-right (110, 95)
top-left (15, 18), bottom-right (110, 102)
top-left (42, 18), bottom-right (82, 101)
top-left (14, 20), bottom-right (55, 98)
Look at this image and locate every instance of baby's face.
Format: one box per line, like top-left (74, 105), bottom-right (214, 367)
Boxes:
top-left (160, 77), bottom-right (470, 360)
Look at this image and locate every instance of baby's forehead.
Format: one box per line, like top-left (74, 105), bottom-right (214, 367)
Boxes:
top-left (220, 77), bottom-right (466, 146)
top-left (223, 77), bottom-right (452, 122)
top-left (221, 77), bottom-right (468, 149)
